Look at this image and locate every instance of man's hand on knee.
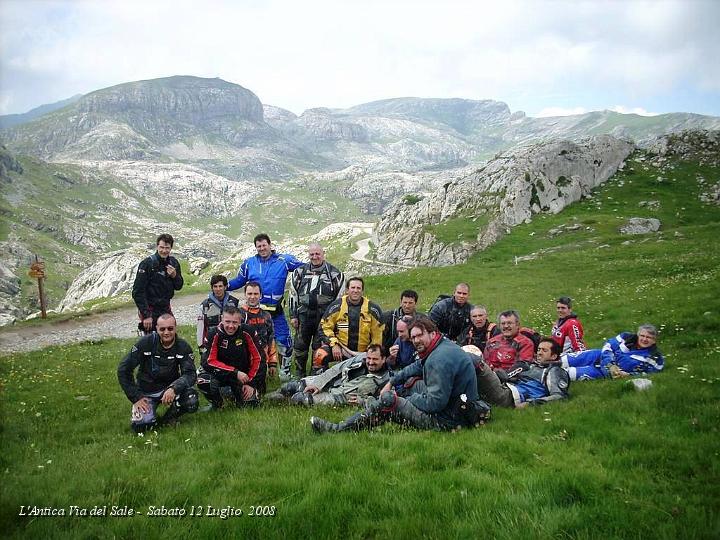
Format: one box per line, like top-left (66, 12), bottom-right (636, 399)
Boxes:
top-left (161, 387), bottom-right (176, 405)
top-left (241, 385), bottom-right (256, 401)
top-left (133, 397), bottom-right (151, 414)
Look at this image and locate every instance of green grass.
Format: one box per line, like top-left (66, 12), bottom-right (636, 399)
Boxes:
top-left (1, 149), bottom-right (720, 538)
top-left (423, 210), bottom-right (492, 245)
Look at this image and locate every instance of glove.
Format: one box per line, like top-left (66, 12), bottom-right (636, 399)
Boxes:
top-left (608, 364), bottom-right (629, 379)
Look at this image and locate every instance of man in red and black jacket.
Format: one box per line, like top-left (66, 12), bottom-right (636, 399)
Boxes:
top-left (197, 306), bottom-right (264, 410)
top-left (551, 296), bottom-right (587, 354)
top-left (239, 281), bottom-right (277, 395)
top-left (483, 310), bottom-right (535, 371)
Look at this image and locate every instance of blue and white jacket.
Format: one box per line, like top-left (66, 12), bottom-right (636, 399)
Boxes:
top-left (228, 251), bottom-right (303, 312)
top-left (601, 332), bottom-right (665, 375)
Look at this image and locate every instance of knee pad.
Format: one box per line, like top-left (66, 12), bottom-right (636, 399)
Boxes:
top-left (363, 396), bottom-right (381, 414)
top-left (242, 389), bottom-right (261, 408)
top-left (280, 380), bottom-right (301, 396)
top-left (181, 389), bottom-right (199, 413)
top-left (290, 392), bottom-right (312, 407)
top-left (379, 390), bottom-right (398, 412)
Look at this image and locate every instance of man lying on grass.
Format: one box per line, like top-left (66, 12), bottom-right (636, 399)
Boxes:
top-left (561, 324), bottom-right (665, 381)
top-left (311, 318), bottom-right (490, 433)
top-left (266, 344), bottom-right (390, 407)
top-left (467, 338), bottom-right (570, 407)
top-left (117, 313), bottom-right (199, 433)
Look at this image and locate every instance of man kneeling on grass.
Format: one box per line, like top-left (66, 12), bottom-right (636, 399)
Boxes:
top-left (196, 306), bottom-right (264, 410)
top-left (266, 344), bottom-right (390, 407)
top-left (561, 324), bottom-right (665, 381)
top-left (117, 313), bottom-right (198, 433)
top-left (468, 338), bottom-right (570, 408)
top-left (310, 318), bottom-right (489, 433)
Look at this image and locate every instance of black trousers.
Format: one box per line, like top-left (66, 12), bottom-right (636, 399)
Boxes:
top-left (293, 311), bottom-right (323, 377)
top-left (196, 366), bottom-right (259, 407)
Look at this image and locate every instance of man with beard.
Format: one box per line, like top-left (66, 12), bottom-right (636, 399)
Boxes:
top-left (483, 310), bottom-right (535, 370)
top-left (266, 344), bottom-right (389, 407)
top-left (471, 338), bottom-right (570, 407)
top-left (310, 318), bottom-right (488, 433)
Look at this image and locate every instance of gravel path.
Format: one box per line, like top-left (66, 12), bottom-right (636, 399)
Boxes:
top-left (0, 233), bottom-right (396, 356)
top-left (0, 293), bottom-right (208, 355)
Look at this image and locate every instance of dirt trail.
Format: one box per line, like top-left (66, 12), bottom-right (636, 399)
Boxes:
top-left (350, 226), bottom-right (415, 269)
top-left (0, 293), bottom-right (207, 355)
top-left (1, 228), bottom-right (412, 355)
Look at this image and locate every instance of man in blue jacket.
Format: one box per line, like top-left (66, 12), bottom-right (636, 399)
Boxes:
top-left (471, 338), bottom-right (570, 407)
top-left (311, 317), bottom-right (489, 433)
top-left (228, 233), bottom-right (303, 380)
top-left (561, 324), bottom-right (665, 380)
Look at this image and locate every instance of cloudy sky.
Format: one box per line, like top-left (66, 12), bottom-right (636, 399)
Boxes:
top-left (1, 0), bottom-right (718, 118)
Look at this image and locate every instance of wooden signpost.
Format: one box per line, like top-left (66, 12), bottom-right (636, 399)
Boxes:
top-left (28, 255), bottom-right (47, 319)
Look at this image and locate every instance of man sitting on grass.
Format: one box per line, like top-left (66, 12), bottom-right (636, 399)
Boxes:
top-left (311, 318), bottom-right (489, 433)
top-left (561, 324), bottom-right (665, 381)
top-left (469, 338), bottom-right (570, 407)
top-left (266, 344), bottom-right (390, 407)
top-left (117, 313), bottom-right (198, 433)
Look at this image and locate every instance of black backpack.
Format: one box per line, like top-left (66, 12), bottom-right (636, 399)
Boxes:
top-left (519, 327), bottom-right (542, 353)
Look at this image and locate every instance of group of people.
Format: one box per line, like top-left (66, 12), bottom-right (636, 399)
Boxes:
top-left (118, 233), bottom-right (665, 434)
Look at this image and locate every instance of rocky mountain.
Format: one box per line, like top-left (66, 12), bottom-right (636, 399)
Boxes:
top-left (4, 76), bottom-right (719, 180)
top-left (373, 135), bottom-right (635, 266)
top-left (2, 75), bottom-right (720, 323)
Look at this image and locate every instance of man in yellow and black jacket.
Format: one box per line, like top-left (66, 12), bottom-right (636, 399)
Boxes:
top-left (312, 277), bottom-right (384, 373)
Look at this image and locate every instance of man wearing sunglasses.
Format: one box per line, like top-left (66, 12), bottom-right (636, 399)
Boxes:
top-left (118, 313), bottom-right (198, 432)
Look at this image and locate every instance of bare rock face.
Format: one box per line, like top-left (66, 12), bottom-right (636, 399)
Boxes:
top-left (57, 248), bottom-right (145, 312)
top-left (374, 135), bottom-right (635, 266)
top-left (0, 144), bottom-right (23, 182)
top-left (619, 218), bottom-right (661, 235)
top-left (646, 129), bottom-right (719, 165)
top-left (0, 261), bottom-right (22, 324)
top-left (87, 160), bottom-right (256, 217)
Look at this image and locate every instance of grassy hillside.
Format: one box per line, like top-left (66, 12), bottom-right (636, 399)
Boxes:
top-left (0, 153), bottom-right (369, 314)
top-left (1, 148), bottom-right (719, 538)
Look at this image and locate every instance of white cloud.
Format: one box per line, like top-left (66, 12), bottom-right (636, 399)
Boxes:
top-left (1, 0), bottom-right (719, 115)
top-left (609, 106), bottom-right (659, 117)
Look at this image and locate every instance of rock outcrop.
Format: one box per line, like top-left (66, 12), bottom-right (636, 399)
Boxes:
top-left (57, 248), bottom-right (145, 312)
top-left (374, 135), bottom-right (635, 266)
top-left (0, 144), bottom-right (23, 182)
top-left (619, 218), bottom-right (661, 235)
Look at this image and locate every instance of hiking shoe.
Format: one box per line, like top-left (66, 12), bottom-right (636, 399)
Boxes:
top-left (310, 416), bottom-right (337, 434)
